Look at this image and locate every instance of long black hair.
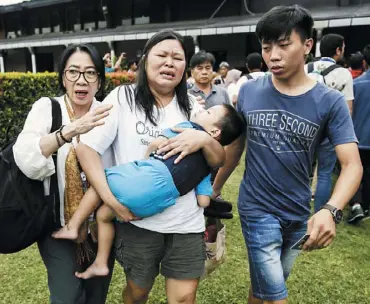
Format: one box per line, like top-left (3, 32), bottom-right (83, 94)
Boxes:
top-left (58, 43), bottom-right (105, 98)
top-left (133, 29), bottom-right (191, 126)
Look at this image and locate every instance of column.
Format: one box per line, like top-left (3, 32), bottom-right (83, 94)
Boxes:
top-left (0, 52), bottom-right (4, 73)
top-left (107, 41), bottom-right (115, 66)
top-left (315, 29), bottom-right (323, 58)
top-left (28, 47), bottom-right (37, 73)
top-left (193, 36), bottom-right (200, 54)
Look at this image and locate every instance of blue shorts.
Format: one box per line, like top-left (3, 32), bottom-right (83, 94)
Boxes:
top-left (239, 211), bottom-right (307, 301)
top-left (105, 159), bottom-right (180, 218)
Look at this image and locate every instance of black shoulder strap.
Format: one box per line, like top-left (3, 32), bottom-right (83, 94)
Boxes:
top-left (49, 97), bottom-right (62, 228)
top-left (321, 64), bottom-right (341, 77)
top-left (50, 98), bottom-right (62, 133)
top-left (307, 62), bottom-right (314, 74)
top-left (246, 74), bottom-right (253, 80)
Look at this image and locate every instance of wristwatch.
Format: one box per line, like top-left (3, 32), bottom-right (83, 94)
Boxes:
top-left (321, 204), bottom-right (343, 224)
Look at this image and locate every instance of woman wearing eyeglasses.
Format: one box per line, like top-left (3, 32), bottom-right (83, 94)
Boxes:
top-left (13, 44), bottom-right (113, 304)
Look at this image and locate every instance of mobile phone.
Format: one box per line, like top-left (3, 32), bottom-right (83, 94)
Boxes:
top-left (291, 234), bottom-right (310, 250)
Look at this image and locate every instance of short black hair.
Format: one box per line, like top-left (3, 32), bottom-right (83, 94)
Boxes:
top-left (128, 60), bottom-right (138, 68)
top-left (216, 104), bottom-right (245, 146)
top-left (58, 44), bottom-right (105, 97)
top-left (320, 34), bottom-right (344, 58)
top-left (189, 50), bottom-right (215, 69)
top-left (363, 44), bottom-right (370, 65)
top-left (246, 52), bottom-right (263, 70)
top-left (256, 5), bottom-right (313, 44)
top-left (349, 52), bottom-right (364, 70)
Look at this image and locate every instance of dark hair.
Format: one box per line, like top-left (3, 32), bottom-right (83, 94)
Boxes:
top-left (349, 52), bottom-right (364, 70)
top-left (134, 29), bottom-right (190, 126)
top-left (320, 34), bottom-right (344, 58)
top-left (189, 50), bottom-right (215, 69)
top-left (256, 5), bottom-right (313, 44)
top-left (58, 44), bottom-right (105, 97)
top-left (246, 52), bottom-right (262, 70)
top-left (216, 104), bottom-right (245, 146)
top-left (128, 60), bottom-right (138, 69)
top-left (363, 44), bottom-right (370, 65)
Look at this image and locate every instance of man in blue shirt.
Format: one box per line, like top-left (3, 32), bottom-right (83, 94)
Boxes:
top-left (348, 44), bottom-right (370, 222)
top-left (212, 5), bottom-right (362, 304)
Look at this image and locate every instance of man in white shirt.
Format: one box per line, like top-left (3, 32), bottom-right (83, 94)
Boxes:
top-left (305, 33), bottom-right (355, 215)
top-left (233, 53), bottom-right (266, 101)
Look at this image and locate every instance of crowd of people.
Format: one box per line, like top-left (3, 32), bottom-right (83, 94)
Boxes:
top-left (9, 3), bottom-right (369, 304)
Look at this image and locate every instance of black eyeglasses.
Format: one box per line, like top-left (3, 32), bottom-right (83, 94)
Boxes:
top-left (64, 69), bottom-right (99, 83)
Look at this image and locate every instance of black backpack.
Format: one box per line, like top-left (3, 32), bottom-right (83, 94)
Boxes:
top-left (0, 98), bottom-right (62, 254)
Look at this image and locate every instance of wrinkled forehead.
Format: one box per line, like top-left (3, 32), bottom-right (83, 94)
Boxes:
top-left (150, 39), bottom-right (185, 55)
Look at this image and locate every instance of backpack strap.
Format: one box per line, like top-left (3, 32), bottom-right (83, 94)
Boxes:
top-left (307, 62), bottom-right (314, 74)
top-left (246, 74), bottom-right (253, 80)
top-left (321, 64), bottom-right (342, 77)
top-left (50, 98), bottom-right (62, 133)
top-left (49, 97), bottom-right (62, 228)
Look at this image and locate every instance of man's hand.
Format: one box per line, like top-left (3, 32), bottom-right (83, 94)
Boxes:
top-left (302, 209), bottom-right (336, 250)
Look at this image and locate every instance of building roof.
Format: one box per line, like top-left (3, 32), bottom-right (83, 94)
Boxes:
top-left (0, 0), bottom-right (74, 12)
top-left (1, 4), bottom-right (370, 50)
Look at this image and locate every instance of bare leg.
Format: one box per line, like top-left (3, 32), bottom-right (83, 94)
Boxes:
top-left (123, 280), bottom-right (152, 304)
top-left (75, 204), bottom-right (115, 279)
top-left (248, 289), bottom-right (287, 304)
top-left (165, 278), bottom-right (199, 304)
top-left (52, 187), bottom-right (101, 240)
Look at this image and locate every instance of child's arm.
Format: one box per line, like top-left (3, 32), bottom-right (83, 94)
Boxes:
top-left (197, 195), bottom-right (211, 208)
top-left (144, 136), bottom-right (168, 159)
top-left (195, 174), bottom-right (213, 208)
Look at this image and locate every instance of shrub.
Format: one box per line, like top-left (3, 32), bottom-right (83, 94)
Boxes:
top-left (0, 72), bottom-right (134, 147)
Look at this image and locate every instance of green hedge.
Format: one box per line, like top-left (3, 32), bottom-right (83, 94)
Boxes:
top-left (0, 72), bottom-right (135, 147)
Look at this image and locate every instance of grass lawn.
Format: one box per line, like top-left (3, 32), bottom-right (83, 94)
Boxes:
top-left (1, 163), bottom-right (370, 304)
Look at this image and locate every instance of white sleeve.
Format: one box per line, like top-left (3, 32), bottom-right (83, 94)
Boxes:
top-left (13, 97), bottom-right (55, 180)
top-left (80, 87), bottom-right (120, 155)
top-left (341, 69), bottom-right (354, 101)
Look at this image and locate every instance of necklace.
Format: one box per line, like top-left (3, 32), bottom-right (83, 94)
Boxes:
top-left (64, 95), bottom-right (75, 122)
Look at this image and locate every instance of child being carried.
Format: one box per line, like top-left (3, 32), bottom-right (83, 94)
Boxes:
top-left (52, 104), bottom-right (245, 279)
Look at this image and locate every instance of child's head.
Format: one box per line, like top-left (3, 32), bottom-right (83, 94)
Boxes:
top-left (191, 104), bottom-right (245, 145)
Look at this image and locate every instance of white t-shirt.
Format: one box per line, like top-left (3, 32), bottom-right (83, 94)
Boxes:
top-left (233, 71), bottom-right (266, 99)
top-left (81, 85), bottom-right (205, 234)
top-left (305, 58), bottom-right (354, 101)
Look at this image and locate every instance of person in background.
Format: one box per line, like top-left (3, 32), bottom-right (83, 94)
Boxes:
top-left (127, 60), bottom-right (138, 74)
top-left (306, 33), bottom-right (354, 213)
top-left (348, 45), bottom-right (370, 223)
top-left (349, 52), bottom-right (365, 79)
top-left (188, 50), bottom-right (231, 109)
top-left (225, 69), bottom-right (242, 105)
top-left (214, 61), bottom-right (230, 87)
top-left (234, 53), bottom-right (266, 105)
top-left (103, 52), bottom-right (126, 73)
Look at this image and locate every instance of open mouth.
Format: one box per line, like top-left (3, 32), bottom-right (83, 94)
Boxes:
top-left (75, 90), bottom-right (88, 98)
top-left (160, 71), bottom-right (175, 79)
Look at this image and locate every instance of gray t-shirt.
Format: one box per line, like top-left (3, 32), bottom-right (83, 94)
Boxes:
top-left (188, 84), bottom-right (231, 109)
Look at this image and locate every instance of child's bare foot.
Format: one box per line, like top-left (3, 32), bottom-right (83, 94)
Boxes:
top-left (75, 263), bottom-right (109, 279)
top-left (52, 225), bottom-right (78, 240)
